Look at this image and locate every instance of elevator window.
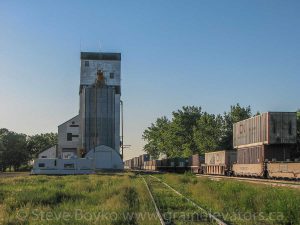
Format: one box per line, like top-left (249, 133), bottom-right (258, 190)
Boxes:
top-left (64, 163), bottom-right (74, 169)
top-left (67, 133), bottom-right (72, 141)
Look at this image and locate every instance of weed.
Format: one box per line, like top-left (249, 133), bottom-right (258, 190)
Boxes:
top-left (0, 173), bottom-right (161, 225)
top-left (156, 173), bottom-right (300, 225)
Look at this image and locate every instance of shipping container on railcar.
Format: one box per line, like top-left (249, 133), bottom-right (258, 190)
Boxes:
top-left (175, 157), bottom-right (190, 173)
top-left (144, 160), bottom-right (161, 171)
top-left (189, 154), bottom-right (204, 173)
top-left (232, 112), bottom-right (298, 178)
top-left (203, 150), bottom-right (236, 175)
top-left (168, 158), bottom-right (176, 170)
top-left (159, 158), bottom-right (168, 171)
top-left (124, 159), bottom-right (133, 169)
top-left (157, 157), bottom-right (189, 172)
top-left (233, 112), bottom-right (297, 148)
top-left (233, 147), bottom-right (299, 177)
top-left (132, 157), bottom-right (139, 169)
top-left (158, 158), bottom-right (175, 172)
top-left (139, 154), bottom-right (150, 170)
top-left (236, 144), bottom-right (296, 164)
top-left (130, 158), bottom-right (134, 169)
top-left (124, 160), bottom-right (129, 169)
top-left (143, 160), bottom-right (150, 170)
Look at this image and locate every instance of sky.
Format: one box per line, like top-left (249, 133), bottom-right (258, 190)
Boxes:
top-left (0, 0), bottom-right (299, 160)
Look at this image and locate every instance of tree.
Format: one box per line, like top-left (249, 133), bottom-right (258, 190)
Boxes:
top-left (0, 129), bottom-right (9, 171)
top-left (142, 117), bottom-right (171, 159)
top-left (169, 106), bottom-right (202, 157)
top-left (142, 104), bottom-right (252, 158)
top-left (193, 113), bottom-right (223, 154)
top-left (297, 110), bottom-right (300, 146)
top-left (0, 129), bottom-right (58, 172)
top-left (0, 130), bottom-right (28, 171)
top-left (26, 133), bottom-right (58, 158)
top-left (220, 103), bottom-right (252, 150)
top-left (143, 106), bottom-right (203, 158)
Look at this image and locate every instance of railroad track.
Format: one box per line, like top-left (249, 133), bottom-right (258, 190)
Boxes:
top-left (196, 174), bottom-right (300, 188)
top-left (142, 175), bottom-right (227, 225)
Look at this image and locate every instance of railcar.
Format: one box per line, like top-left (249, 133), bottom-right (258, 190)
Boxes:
top-left (202, 150), bottom-right (236, 176)
top-left (125, 153), bottom-right (300, 180)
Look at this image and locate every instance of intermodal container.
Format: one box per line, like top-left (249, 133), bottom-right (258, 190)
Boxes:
top-left (233, 112), bottom-right (297, 148)
top-left (205, 150), bottom-right (236, 166)
top-left (237, 144), bottom-right (296, 164)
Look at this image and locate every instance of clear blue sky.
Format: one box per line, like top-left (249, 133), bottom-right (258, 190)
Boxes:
top-left (1, 0), bottom-right (299, 159)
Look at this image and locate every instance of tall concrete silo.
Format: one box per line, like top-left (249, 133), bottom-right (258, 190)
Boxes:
top-left (79, 52), bottom-right (123, 169)
top-left (31, 52), bottom-right (124, 174)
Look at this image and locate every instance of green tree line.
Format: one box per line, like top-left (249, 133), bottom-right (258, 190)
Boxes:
top-left (143, 104), bottom-right (300, 159)
top-left (297, 110), bottom-right (300, 150)
top-left (0, 129), bottom-right (57, 171)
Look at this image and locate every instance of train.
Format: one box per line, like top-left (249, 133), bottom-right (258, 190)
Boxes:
top-left (125, 112), bottom-right (300, 180)
top-left (124, 151), bottom-right (300, 180)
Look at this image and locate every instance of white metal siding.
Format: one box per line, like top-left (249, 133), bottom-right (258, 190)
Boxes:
top-left (58, 115), bottom-right (80, 158)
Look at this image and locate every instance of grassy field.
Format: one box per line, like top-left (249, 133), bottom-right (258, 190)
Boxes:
top-left (1, 172), bottom-right (299, 225)
top-left (0, 173), bottom-right (160, 225)
top-left (154, 173), bottom-right (300, 225)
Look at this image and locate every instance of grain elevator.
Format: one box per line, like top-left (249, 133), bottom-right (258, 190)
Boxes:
top-left (32, 52), bottom-right (124, 174)
top-left (79, 52), bottom-right (121, 154)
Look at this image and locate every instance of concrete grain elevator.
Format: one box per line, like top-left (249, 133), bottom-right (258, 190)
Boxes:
top-left (79, 53), bottom-right (121, 152)
top-left (79, 52), bottom-right (123, 169)
top-left (32, 52), bottom-right (124, 174)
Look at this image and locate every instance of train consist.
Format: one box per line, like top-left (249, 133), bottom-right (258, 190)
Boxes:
top-left (124, 154), bottom-right (204, 173)
top-left (125, 112), bottom-right (300, 180)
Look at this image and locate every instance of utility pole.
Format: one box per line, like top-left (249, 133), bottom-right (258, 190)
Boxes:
top-left (120, 100), bottom-right (124, 159)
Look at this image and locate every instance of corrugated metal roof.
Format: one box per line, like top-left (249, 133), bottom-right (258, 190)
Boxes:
top-left (58, 115), bottom-right (79, 127)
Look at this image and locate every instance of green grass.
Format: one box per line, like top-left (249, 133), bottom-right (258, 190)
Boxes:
top-left (0, 173), bottom-right (161, 225)
top-left (144, 176), bottom-right (214, 225)
top-left (154, 173), bottom-right (300, 225)
top-left (1, 172), bottom-right (299, 225)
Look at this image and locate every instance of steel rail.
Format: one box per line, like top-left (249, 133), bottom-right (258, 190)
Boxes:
top-left (149, 175), bottom-right (227, 225)
top-left (141, 176), bottom-right (166, 225)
